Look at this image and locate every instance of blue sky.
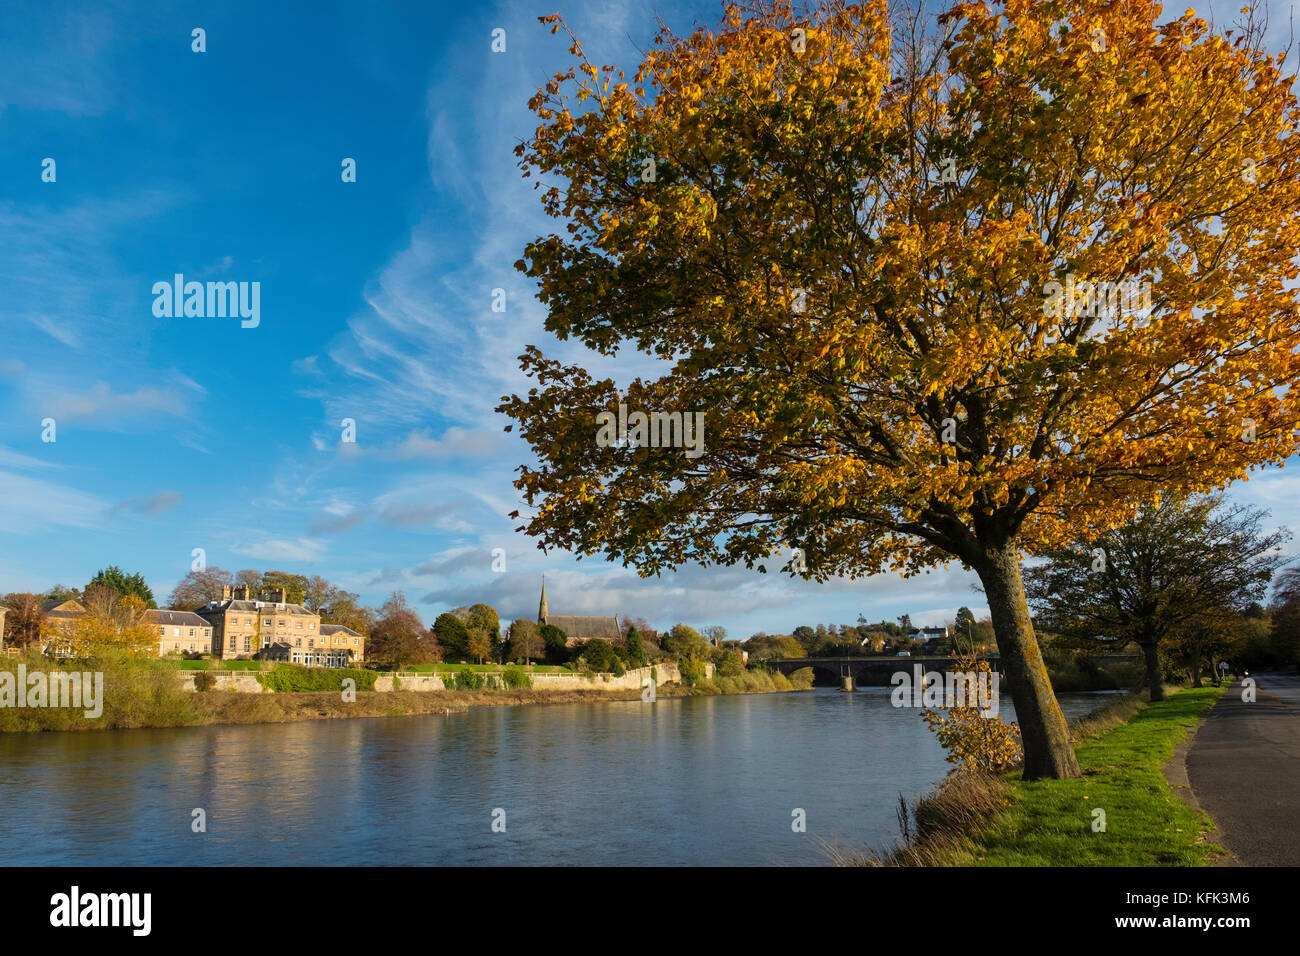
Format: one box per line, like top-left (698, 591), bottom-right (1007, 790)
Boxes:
top-left (3, 0), bottom-right (1299, 639)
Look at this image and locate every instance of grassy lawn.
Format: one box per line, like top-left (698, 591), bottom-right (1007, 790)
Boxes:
top-left (960, 686), bottom-right (1225, 866)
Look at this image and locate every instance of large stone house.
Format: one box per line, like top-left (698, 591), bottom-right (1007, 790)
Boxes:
top-left (537, 579), bottom-right (621, 648)
top-left (147, 609), bottom-right (213, 656)
top-left (193, 585), bottom-right (362, 667)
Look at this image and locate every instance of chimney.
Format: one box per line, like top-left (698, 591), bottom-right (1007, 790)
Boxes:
top-left (221, 584), bottom-right (231, 601)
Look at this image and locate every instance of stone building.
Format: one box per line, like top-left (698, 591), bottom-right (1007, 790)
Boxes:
top-left (195, 585), bottom-right (322, 660)
top-left (537, 578), bottom-right (622, 648)
top-left (147, 609), bottom-right (214, 656)
top-left (319, 623), bottom-right (365, 664)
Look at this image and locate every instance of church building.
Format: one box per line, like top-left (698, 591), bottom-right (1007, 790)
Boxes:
top-left (537, 578), bottom-right (622, 647)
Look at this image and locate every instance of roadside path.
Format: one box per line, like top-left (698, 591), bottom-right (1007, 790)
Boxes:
top-left (1183, 673), bottom-right (1300, 866)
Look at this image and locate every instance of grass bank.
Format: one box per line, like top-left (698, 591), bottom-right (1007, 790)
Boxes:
top-left (847, 685), bottom-right (1225, 866)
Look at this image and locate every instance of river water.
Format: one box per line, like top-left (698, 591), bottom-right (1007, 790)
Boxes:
top-left (0, 687), bottom-right (1113, 866)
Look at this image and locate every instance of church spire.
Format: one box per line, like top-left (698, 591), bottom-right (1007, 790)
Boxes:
top-left (538, 575), bottom-right (548, 625)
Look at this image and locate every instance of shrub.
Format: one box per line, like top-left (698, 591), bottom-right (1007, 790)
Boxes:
top-left (192, 671), bottom-right (217, 692)
top-left (457, 666), bottom-right (480, 690)
top-left (788, 667), bottom-right (816, 690)
top-left (257, 666), bottom-right (378, 694)
top-left (679, 657), bottom-right (708, 684)
top-left (502, 665), bottom-right (532, 689)
top-left (920, 658), bottom-right (1022, 774)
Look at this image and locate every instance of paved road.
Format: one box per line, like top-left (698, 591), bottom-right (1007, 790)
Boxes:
top-left (1185, 673), bottom-right (1300, 866)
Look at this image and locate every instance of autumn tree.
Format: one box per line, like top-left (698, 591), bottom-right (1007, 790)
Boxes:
top-left (167, 567), bottom-right (235, 610)
top-left (2, 593), bottom-right (46, 648)
top-left (1023, 495), bottom-right (1287, 699)
top-left (501, 0), bottom-right (1300, 778)
top-left (369, 592), bottom-right (435, 667)
top-left (467, 628), bottom-right (493, 664)
top-left (508, 618), bottom-right (544, 663)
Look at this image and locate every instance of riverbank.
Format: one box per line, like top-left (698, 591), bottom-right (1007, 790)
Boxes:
top-left (847, 685), bottom-right (1226, 866)
top-left (0, 652), bottom-right (813, 733)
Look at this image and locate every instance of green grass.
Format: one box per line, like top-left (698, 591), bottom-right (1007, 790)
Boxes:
top-left (961, 687), bottom-right (1225, 866)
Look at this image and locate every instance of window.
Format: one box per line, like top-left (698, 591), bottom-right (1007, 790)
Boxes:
top-left (244, 637), bottom-right (251, 652)
top-left (295, 638), bottom-right (301, 647)
top-left (245, 618), bottom-right (252, 625)
top-left (264, 619), bottom-right (272, 626)
top-left (354, 638), bottom-right (360, 647)
top-left (173, 627), bottom-right (180, 637)
top-left (308, 639), bottom-right (314, 648)
top-left (278, 620), bottom-right (286, 627)
top-left (296, 621), bottom-right (302, 629)
top-left (309, 622), bottom-right (315, 630)
top-left (159, 626), bottom-right (166, 635)
top-left (189, 628), bottom-right (195, 637)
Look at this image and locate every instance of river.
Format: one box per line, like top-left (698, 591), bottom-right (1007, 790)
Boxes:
top-left (0, 687), bottom-right (1115, 866)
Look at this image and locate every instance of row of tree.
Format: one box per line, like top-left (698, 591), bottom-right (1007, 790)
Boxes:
top-left (1023, 495), bottom-right (1294, 699)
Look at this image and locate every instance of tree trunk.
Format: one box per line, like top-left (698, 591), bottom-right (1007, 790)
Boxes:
top-left (1190, 640), bottom-right (1202, 688)
top-left (975, 543), bottom-right (1081, 780)
top-left (1138, 639), bottom-right (1164, 701)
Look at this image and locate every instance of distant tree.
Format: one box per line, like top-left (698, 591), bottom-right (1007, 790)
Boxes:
top-left (320, 592), bottom-right (375, 636)
top-left (625, 626), bottom-right (648, 667)
top-left (2, 593), bottom-right (46, 647)
top-left (369, 592), bottom-right (435, 667)
top-left (434, 612), bottom-right (471, 663)
top-left (508, 618), bottom-right (544, 664)
top-left (1025, 495), bottom-right (1288, 700)
top-left (260, 571), bottom-right (309, 604)
top-left (579, 638), bottom-right (618, 672)
top-left (235, 569), bottom-right (263, 591)
top-left (466, 604), bottom-right (500, 640)
top-left (540, 623), bottom-right (569, 664)
top-left (703, 625), bottom-right (727, 647)
top-left (620, 614), bottom-right (658, 645)
top-left (897, 614), bottom-right (913, 632)
top-left (86, 566), bottom-right (155, 608)
top-left (662, 623), bottom-right (710, 662)
top-left (82, 584), bottom-right (119, 621)
top-left (44, 584), bottom-right (81, 604)
top-left (1264, 568), bottom-right (1300, 666)
top-left (167, 567), bottom-right (235, 610)
top-left (743, 633), bottom-right (806, 660)
top-left (467, 628), bottom-right (492, 665)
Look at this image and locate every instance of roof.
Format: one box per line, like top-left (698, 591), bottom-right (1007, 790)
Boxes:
top-left (196, 599), bottom-right (316, 617)
top-left (42, 599), bottom-right (87, 619)
top-left (545, 615), bottom-right (622, 641)
top-left (146, 609), bottom-right (212, 627)
top-left (319, 624), bottom-right (362, 637)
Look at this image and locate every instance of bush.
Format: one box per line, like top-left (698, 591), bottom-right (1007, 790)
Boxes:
top-left (192, 671), bottom-right (217, 692)
top-left (788, 667), bottom-right (816, 690)
top-left (502, 665), bottom-right (532, 689)
top-left (679, 657), bottom-right (708, 685)
top-left (0, 649), bottom-right (196, 732)
top-left (257, 666), bottom-right (378, 693)
top-left (456, 666), bottom-right (480, 690)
